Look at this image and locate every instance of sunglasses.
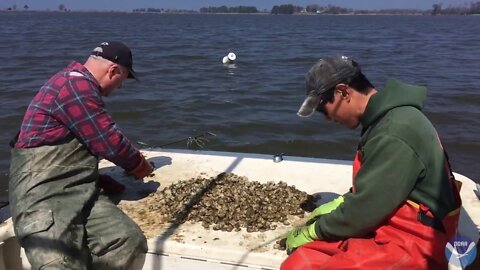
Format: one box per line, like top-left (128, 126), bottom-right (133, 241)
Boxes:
top-left (315, 88), bottom-right (335, 115)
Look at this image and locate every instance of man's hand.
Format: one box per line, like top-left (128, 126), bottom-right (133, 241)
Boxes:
top-left (128, 155), bottom-right (154, 179)
top-left (307, 196), bottom-right (344, 224)
top-left (285, 222), bottom-right (318, 254)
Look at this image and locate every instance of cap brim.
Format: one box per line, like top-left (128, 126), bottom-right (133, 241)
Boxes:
top-left (297, 95), bottom-right (322, 117)
top-left (128, 69), bottom-right (139, 81)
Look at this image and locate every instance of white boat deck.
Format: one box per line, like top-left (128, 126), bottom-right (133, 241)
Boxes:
top-left (109, 149), bottom-right (354, 269)
top-left (0, 149), bottom-right (479, 269)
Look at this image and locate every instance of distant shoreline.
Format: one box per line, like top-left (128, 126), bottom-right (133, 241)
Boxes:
top-left (1, 10), bottom-right (478, 16)
top-left (4, 1), bottom-right (480, 16)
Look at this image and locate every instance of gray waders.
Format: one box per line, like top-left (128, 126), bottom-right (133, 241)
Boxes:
top-left (9, 137), bottom-right (147, 269)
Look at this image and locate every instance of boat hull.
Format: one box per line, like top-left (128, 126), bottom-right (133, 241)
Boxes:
top-left (0, 149), bottom-right (478, 269)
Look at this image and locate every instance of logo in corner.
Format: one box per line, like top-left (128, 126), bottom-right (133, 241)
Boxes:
top-left (445, 234), bottom-right (477, 268)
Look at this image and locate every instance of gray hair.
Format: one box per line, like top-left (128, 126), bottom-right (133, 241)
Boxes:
top-left (88, 55), bottom-right (115, 67)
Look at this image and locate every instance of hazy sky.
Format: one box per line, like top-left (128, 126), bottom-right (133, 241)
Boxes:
top-left (1, 0), bottom-right (472, 11)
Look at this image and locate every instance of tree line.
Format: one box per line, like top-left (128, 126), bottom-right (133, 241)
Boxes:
top-left (200, 6), bottom-right (258, 13)
top-left (196, 2), bottom-right (480, 15)
top-left (270, 2), bottom-right (480, 15)
top-left (5, 4), bottom-right (69, 11)
top-left (432, 2), bottom-right (480, 15)
top-left (132, 8), bottom-right (196, 13)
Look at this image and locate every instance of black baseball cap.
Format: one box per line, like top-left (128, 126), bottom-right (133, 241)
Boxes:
top-left (91, 41), bottom-right (137, 80)
top-left (297, 55), bottom-right (361, 117)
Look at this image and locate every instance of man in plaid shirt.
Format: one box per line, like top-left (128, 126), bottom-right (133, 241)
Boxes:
top-left (9, 41), bottom-right (153, 269)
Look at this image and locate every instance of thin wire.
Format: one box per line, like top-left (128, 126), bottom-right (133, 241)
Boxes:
top-left (137, 131), bottom-right (217, 149)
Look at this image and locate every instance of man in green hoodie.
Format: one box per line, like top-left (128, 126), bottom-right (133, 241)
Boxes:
top-left (281, 56), bottom-right (462, 270)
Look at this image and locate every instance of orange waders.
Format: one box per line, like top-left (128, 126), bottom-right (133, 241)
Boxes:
top-left (281, 151), bottom-right (461, 270)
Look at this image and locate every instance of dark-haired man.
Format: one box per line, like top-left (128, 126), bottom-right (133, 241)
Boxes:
top-left (281, 55), bottom-right (462, 269)
top-left (9, 41), bottom-right (153, 269)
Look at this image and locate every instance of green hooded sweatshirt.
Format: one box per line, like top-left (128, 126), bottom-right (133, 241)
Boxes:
top-left (315, 78), bottom-right (459, 241)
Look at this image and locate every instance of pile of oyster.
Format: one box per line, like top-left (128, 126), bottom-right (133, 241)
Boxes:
top-left (129, 172), bottom-right (315, 233)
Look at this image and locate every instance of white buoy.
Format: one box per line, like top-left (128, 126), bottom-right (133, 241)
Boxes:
top-left (222, 52), bottom-right (236, 64)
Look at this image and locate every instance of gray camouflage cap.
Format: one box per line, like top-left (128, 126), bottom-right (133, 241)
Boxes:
top-left (297, 55), bottom-right (361, 117)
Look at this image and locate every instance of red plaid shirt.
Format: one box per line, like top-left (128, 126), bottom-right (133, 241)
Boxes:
top-left (15, 61), bottom-right (142, 171)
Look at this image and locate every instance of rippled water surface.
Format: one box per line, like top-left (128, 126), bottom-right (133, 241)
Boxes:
top-left (0, 12), bottom-right (479, 198)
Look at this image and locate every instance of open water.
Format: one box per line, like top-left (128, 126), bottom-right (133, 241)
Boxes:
top-left (0, 12), bottom-right (479, 201)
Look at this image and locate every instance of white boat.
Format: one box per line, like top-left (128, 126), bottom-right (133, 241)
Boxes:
top-left (1, 149), bottom-right (479, 269)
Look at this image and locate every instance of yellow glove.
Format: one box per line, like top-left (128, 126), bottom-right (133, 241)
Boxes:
top-left (307, 196), bottom-right (344, 224)
top-left (285, 222), bottom-right (318, 254)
